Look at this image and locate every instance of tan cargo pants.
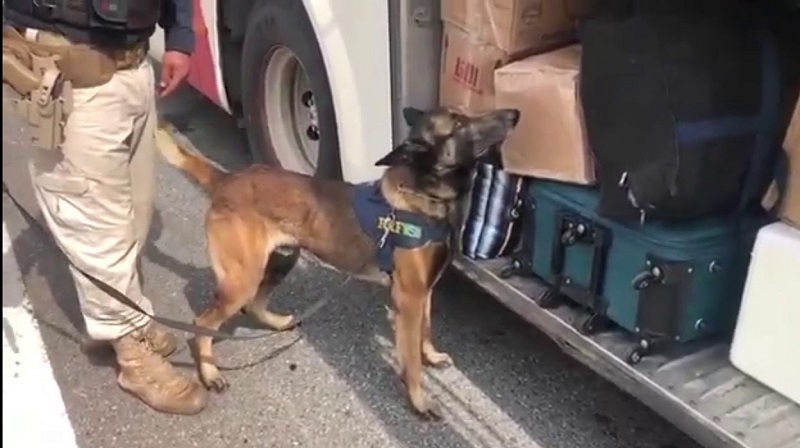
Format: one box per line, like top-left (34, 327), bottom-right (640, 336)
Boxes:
top-left (29, 58), bottom-right (158, 341)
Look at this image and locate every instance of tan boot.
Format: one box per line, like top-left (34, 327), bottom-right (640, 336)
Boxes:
top-left (112, 328), bottom-right (208, 415)
top-left (143, 324), bottom-right (178, 357)
top-left (82, 323), bottom-right (177, 358)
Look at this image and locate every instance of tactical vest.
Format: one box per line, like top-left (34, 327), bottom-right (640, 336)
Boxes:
top-left (5, 0), bottom-right (162, 32)
top-left (352, 182), bottom-right (451, 273)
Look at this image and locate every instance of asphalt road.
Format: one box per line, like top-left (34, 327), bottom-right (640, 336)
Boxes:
top-left (2, 84), bottom-right (703, 448)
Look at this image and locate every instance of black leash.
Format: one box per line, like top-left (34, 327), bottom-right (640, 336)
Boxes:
top-left (2, 180), bottom-right (337, 341)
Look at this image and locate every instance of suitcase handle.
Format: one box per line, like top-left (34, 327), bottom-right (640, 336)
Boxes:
top-left (632, 266), bottom-right (663, 290)
top-left (549, 212), bottom-right (609, 308)
top-left (499, 194), bottom-right (534, 279)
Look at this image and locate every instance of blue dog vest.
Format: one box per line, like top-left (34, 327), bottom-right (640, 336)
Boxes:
top-left (352, 182), bottom-right (450, 272)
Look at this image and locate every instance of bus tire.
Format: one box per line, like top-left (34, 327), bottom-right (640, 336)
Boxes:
top-left (240, 0), bottom-right (342, 179)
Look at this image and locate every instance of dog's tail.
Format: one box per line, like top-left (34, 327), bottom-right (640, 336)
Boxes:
top-left (155, 120), bottom-right (226, 192)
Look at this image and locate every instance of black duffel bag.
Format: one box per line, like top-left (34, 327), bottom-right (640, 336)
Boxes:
top-left (579, 0), bottom-right (792, 222)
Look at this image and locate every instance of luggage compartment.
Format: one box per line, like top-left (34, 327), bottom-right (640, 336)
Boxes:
top-left (524, 180), bottom-right (768, 363)
top-left (388, 1), bottom-right (800, 446)
top-left (454, 254), bottom-right (800, 448)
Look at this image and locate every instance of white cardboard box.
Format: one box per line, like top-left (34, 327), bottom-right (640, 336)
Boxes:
top-left (730, 221), bottom-right (800, 406)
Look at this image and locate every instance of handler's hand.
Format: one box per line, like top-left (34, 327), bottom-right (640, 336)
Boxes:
top-left (159, 51), bottom-right (191, 97)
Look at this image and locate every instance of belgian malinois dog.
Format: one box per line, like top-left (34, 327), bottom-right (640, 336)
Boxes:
top-left (156, 106), bottom-right (521, 419)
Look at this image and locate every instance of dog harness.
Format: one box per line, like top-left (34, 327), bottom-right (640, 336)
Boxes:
top-left (352, 182), bottom-right (450, 272)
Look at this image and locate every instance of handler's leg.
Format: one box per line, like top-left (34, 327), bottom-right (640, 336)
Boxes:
top-left (127, 59), bottom-right (178, 358)
top-left (29, 59), bottom-right (207, 415)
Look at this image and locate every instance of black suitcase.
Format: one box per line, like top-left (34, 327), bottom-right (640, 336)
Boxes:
top-left (579, 1), bottom-right (789, 223)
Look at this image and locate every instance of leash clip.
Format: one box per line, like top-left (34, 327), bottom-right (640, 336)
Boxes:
top-left (378, 211), bottom-right (396, 249)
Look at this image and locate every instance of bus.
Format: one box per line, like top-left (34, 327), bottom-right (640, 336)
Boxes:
top-left (148, 2), bottom-right (800, 447)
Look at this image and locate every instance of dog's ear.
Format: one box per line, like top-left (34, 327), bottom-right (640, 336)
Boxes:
top-left (402, 107), bottom-right (426, 127)
top-left (374, 141), bottom-right (425, 167)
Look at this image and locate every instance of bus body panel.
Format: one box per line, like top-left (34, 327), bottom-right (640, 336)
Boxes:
top-left (300, 0), bottom-right (393, 183)
top-left (149, 0), bottom-right (393, 184)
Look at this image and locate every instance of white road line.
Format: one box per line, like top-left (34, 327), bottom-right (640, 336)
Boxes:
top-left (3, 220), bottom-right (80, 448)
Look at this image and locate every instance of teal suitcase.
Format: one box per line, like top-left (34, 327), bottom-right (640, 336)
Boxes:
top-left (525, 180), bottom-right (770, 364)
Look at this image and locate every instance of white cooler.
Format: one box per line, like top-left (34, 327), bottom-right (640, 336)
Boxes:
top-left (730, 221), bottom-right (800, 406)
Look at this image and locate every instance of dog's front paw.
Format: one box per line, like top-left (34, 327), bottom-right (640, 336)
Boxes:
top-left (406, 384), bottom-right (444, 421)
top-left (411, 397), bottom-right (444, 422)
top-left (423, 348), bottom-right (454, 369)
top-left (199, 365), bottom-right (229, 392)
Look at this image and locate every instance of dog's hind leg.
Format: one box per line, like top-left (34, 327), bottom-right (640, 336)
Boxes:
top-left (194, 285), bottom-right (259, 391)
top-left (243, 249), bottom-right (298, 331)
top-left (192, 215), bottom-right (272, 392)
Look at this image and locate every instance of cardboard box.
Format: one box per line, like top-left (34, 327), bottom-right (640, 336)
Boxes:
top-left (786, 95), bottom-right (800, 155)
top-left (780, 97), bottom-right (800, 227)
top-left (762, 96), bottom-right (800, 228)
top-left (441, 0), bottom-right (576, 55)
top-left (439, 23), bottom-right (512, 115)
top-left (494, 44), bottom-right (596, 184)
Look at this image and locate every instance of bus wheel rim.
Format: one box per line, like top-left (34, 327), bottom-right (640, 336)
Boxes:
top-left (263, 46), bottom-right (319, 174)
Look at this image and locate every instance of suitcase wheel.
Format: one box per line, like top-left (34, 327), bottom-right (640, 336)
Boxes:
top-left (579, 313), bottom-right (610, 336)
top-left (536, 288), bottom-right (562, 309)
top-left (626, 347), bottom-right (644, 365)
top-left (499, 257), bottom-right (524, 279)
top-left (625, 339), bottom-right (651, 366)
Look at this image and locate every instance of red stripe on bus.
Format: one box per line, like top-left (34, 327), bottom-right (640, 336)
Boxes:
top-left (187, 0), bottom-right (222, 107)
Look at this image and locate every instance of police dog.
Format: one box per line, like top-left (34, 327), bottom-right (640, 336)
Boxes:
top-left (156, 106), bottom-right (521, 419)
